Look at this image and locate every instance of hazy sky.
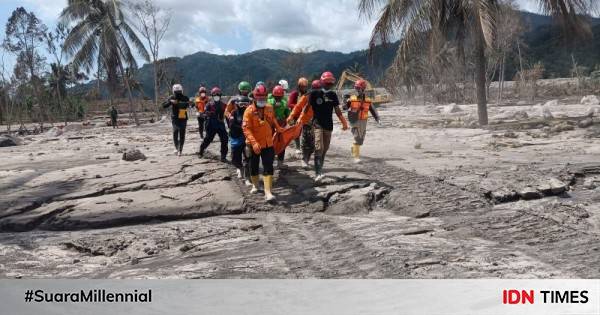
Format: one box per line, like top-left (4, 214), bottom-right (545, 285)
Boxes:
top-left (0, 0), bottom-right (545, 71)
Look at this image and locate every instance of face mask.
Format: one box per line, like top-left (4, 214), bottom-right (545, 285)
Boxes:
top-left (200, 93), bottom-right (206, 98)
top-left (213, 96), bottom-right (221, 102)
top-left (175, 91), bottom-right (183, 95)
top-left (257, 100), bottom-right (267, 108)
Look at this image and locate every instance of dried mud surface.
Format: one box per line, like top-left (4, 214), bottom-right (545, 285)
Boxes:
top-left (1, 98), bottom-right (600, 278)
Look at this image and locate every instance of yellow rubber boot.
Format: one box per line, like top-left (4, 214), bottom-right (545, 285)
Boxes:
top-left (353, 144), bottom-right (361, 163)
top-left (250, 175), bottom-right (260, 194)
top-left (263, 175), bottom-right (275, 201)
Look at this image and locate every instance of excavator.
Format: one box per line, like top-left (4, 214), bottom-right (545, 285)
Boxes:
top-left (336, 70), bottom-right (392, 105)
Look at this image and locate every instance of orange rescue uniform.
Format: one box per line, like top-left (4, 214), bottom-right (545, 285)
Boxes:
top-left (243, 104), bottom-right (282, 149)
top-left (195, 96), bottom-right (207, 113)
top-left (288, 94), bottom-right (313, 125)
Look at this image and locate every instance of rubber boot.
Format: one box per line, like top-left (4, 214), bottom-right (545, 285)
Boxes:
top-left (250, 175), bottom-right (260, 194)
top-left (314, 155), bottom-right (324, 182)
top-left (263, 175), bottom-right (275, 202)
top-left (353, 144), bottom-right (361, 164)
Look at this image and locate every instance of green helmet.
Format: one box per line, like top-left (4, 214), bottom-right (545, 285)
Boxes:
top-left (238, 81), bottom-right (252, 93)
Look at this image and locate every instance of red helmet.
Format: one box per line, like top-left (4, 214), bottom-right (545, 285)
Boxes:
top-left (354, 79), bottom-right (368, 91)
top-left (311, 80), bottom-right (321, 89)
top-left (320, 71), bottom-right (335, 85)
top-left (211, 87), bottom-right (222, 96)
top-left (272, 85), bottom-right (285, 97)
top-left (253, 85), bottom-right (268, 100)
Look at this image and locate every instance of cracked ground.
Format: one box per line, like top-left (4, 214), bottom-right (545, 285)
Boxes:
top-left (1, 98), bottom-right (600, 278)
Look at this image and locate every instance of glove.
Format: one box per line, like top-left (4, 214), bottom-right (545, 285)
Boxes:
top-left (252, 143), bottom-right (261, 155)
top-left (287, 117), bottom-right (296, 125)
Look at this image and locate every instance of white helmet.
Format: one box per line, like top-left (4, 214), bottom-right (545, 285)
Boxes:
top-left (172, 84), bottom-right (183, 93)
top-left (278, 79), bottom-right (289, 91)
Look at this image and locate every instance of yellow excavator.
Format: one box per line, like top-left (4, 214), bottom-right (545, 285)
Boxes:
top-left (336, 70), bottom-right (392, 105)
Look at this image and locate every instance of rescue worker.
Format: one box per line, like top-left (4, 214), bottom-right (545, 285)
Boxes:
top-left (195, 86), bottom-right (208, 139)
top-left (308, 72), bottom-right (348, 181)
top-left (199, 87), bottom-right (229, 161)
top-left (287, 77), bottom-right (309, 156)
top-left (287, 79), bottom-right (319, 168)
top-left (242, 84), bottom-right (284, 202)
top-left (108, 105), bottom-right (118, 129)
top-left (344, 79), bottom-right (380, 163)
top-left (162, 84), bottom-right (191, 156)
top-left (267, 85), bottom-right (290, 168)
top-left (226, 81), bottom-right (253, 183)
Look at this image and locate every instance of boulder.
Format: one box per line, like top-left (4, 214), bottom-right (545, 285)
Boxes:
top-left (586, 106), bottom-right (600, 118)
top-left (46, 127), bottom-right (63, 137)
top-left (0, 135), bottom-right (21, 147)
top-left (581, 95), bottom-right (600, 106)
top-left (518, 186), bottom-right (542, 200)
top-left (122, 148), bottom-right (146, 161)
top-left (578, 118), bottom-right (593, 129)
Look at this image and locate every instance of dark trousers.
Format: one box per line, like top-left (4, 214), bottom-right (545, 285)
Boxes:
top-left (172, 120), bottom-right (187, 151)
top-left (197, 116), bottom-right (205, 138)
top-left (200, 123), bottom-right (228, 159)
top-left (250, 146), bottom-right (275, 176)
top-left (111, 117), bottom-right (117, 128)
top-left (232, 144), bottom-right (251, 178)
top-left (277, 148), bottom-right (286, 162)
top-left (301, 124), bottom-right (315, 163)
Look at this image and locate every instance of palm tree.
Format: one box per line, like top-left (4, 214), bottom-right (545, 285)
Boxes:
top-left (60, 0), bottom-right (149, 125)
top-left (359, 0), bottom-right (596, 125)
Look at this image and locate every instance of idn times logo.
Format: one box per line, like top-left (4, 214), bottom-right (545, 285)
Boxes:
top-left (502, 290), bottom-right (589, 304)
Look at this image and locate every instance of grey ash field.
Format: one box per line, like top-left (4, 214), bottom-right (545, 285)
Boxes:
top-left (2, 96), bottom-right (600, 278)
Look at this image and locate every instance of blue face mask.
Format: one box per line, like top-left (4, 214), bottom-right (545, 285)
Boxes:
top-left (213, 96), bottom-right (221, 102)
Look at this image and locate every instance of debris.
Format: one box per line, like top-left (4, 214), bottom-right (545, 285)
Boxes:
top-left (160, 194), bottom-right (177, 200)
top-left (240, 224), bottom-right (263, 231)
top-left (583, 178), bottom-right (597, 190)
top-left (122, 148), bottom-right (146, 161)
top-left (581, 95), bottom-right (600, 106)
top-left (586, 106), bottom-right (600, 118)
top-left (46, 127), bottom-right (63, 137)
top-left (95, 156), bottom-right (110, 160)
top-left (548, 178), bottom-right (567, 194)
top-left (443, 103), bottom-right (462, 114)
top-left (539, 103), bottom-right (554, 120)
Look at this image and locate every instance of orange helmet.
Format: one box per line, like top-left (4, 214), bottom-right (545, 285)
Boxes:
top-left (272, 85), bottom-right (285, 97)
top-left (354, 79), bottom-right (368, 91)
top-left (320, 71), bottom-right (335, 85)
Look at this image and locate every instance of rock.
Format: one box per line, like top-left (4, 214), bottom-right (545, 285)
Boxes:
top-left (586, 106), bottom-right (600, 117)
top-left (548, 178), bottom-right (567, 194)
top-left (95, 156), bottom-right (110, 160)
top-left (581, 95), bottom-right (600, 106)
top-left (578, 118), bottom-right (593, 128)
top-left (489, 189), bottom-right (519, 203)
top-left (443, 103), bottom-right (462, 114)
top-left (518, 186), bottom-right (542, 200)
top-left (46, 127), bottom-right (63, 137)
top-left (0, 135), bottom-right (21, 147)
top-left (122, 148), bottom-right (146, 161)
top-left (583, 178), bottom-right (596, 190)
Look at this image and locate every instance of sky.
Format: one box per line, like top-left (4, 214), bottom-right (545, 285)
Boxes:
top-left (0, 0), bottom-right (543, 71)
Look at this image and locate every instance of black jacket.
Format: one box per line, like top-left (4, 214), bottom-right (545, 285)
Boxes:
top-left (162, 93), bottom-right (191, 121)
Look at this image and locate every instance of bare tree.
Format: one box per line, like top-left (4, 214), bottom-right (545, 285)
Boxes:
top-left (129, 0), bottom-right (172, 118)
